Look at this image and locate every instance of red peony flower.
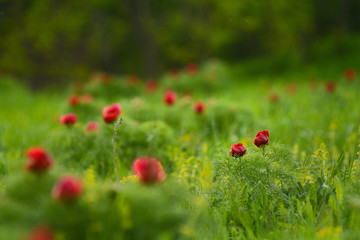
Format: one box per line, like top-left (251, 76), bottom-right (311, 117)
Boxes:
top-left (102, 103), bottom-right (121, 123)
top-left (85, 122), bottom-right (99, 132)
top-left (164, 91), bottom-right (177, 105)
top-left (68, 95), bottom-right (80, 106)
top-left (81, 94), bottom-right (93, 103)
top-left (254, 130), bottom-right (269, 148)
top-left (52, 176), bottom-right (83, 202)
top-left (186, 63), bottom-right (198, 75)
top-left (132, 157), bottom-right (166, 184)
top-left (60, 113), bottom-right (77, 126)
top-left (344, 68), bottom-right (356, 82)
top-left (194, 102), bottom-right (205, 114)
top-left (325, 81), bottom-right (336, 93)
top-left (270, 93), bottom-right (279, 103)
top-left (229, 143), bottom-right (247, 157)
top-left (25, 147), bottom-right (53, 173)
top-left (146, 79), bottom-right (158, 92)
top-left (26, 225), bottom-right (54, 240)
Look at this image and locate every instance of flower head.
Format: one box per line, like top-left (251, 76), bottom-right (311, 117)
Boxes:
top-left (132, 157), bottom-right (166, 184)
top-left (26, 225), bottom-right (54, 240)
top-left (25, 147), bottom-right (53, 173)
top-left (194, 102), bottom-right (205, 114)
top-left (81, 94), bottom-right (93, 103)
top-left (146, 79), bottom-right (158, 92)
top-left (325, 81), bottom-right (336, 93)
top-left (60, 113), bottom-right (77, 126)
top-left (102, 103), bottom-right (121, 123)
top-left (52, 176), bottom-right (83, 202)
top-left (344, 68), bottom-right (356, 82)
top-left (164, 91), bottom-right (177, 105)
top-left (186, 63), bottom-right (198, 75)
top-left (68, 95), bottom-right (80, 106)
top-left (86, 122), bottom-right (99, 132)
top-left (254, 130), bottom-right (269, 148)
top-left (270, 93), bottom-right (280, 103)
top-left (229, 143), bottom-right (247, 157)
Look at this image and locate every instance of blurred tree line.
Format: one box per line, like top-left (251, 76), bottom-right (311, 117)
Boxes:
top-left (0, 0), bottom-right (359, 86)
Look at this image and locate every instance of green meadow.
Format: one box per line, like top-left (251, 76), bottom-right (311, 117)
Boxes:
top-left (0, 60), bottom-right (360, 239)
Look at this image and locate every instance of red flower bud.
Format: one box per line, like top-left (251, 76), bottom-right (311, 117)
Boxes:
top-left (68, 95), bottom-right (80, 106)
top-left (194, 102), bottom-right (205, 114)
top-left (85, 122), bottom-right (99, 132)
top-left (25, 147), bottom-right (53, 173)
top-left (52, 176), bottom-right (83, 202)
top-left (146, 79), bottom-right (158, 92)
top-left (270, 93), bottom-right (280, 103)
top-left (132, 157), bottom-right (166, 184)
top-left (164, 91), bottom-right (177, 105)
top-left (186, 63), bottom-right (198, 75)
top-left (229, 143), bottom-right (247, 157)
top-left (254, 130), bottom-right (269, 148)
top-left (325, 81), bottom-right (336, 93)
top-left (102, 103), bottom-right (121, 123)
top-left (344, 68), bottom-right (356, 82)
top-left (26, 225), bottom-right (54, 240)
top-left (60, 113), bottom-right (77, 126)
top-left (81, 94), bottom-right (93, 103)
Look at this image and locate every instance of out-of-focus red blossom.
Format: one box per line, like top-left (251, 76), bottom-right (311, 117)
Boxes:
top-left (194, 102), bottom-right (205, 114)
top-left (186, 63), bottom-right (198, 75)
top-left (325, 81), bottom-right (336, 93)
top-left (68, 95), bottom-right (80, 106)
top-left (102, 103), bottom-right (121, 123)
top-left (86, 122), bottom-right (99, 132)
top-left (60, 113), bottom-right (77, 126)
top-left (286, 83), bottom-right (298, 95)
top-left (25, 147), bottom-right (53, 173)
top-left (26, 225), bottom-right (54, 240)
top-left (344, 68), bottom-right (356, 82)
top-left (81, 94), bottom-right (93, 103)
top-left (168, 69), bottom-right (179, 80)
top-left (52, 176), bottom-right (83, 202)
top-left (132, 157), bottom-right (166, 184)
top-left (146, 79), bottom-right (158, 92)
top-left (254, 130), bottom-right (269, 148)
top-left (229, 143), bottom-right (247, 157)
top-left (164, 91), bottom-right (177, 105)
top-left (270, 93), bottom-right (280, 103)
top-left (127, 75), bottom-right (139, 86)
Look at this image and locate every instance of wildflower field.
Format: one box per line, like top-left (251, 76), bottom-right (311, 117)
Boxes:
top-left (1, 61), bottom-right (360, 240)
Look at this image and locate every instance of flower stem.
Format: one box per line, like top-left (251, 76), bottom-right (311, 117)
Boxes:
top-left (113, 118), bottom-right (123, 182)
top-left (262, 147), bottom-right (266, 157)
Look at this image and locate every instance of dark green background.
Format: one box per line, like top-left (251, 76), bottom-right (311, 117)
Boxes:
top-left (0, 0), bottom-right (359, 87)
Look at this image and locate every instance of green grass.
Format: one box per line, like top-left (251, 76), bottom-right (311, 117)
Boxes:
top-left (0, 61), bottom-right (360, 239)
